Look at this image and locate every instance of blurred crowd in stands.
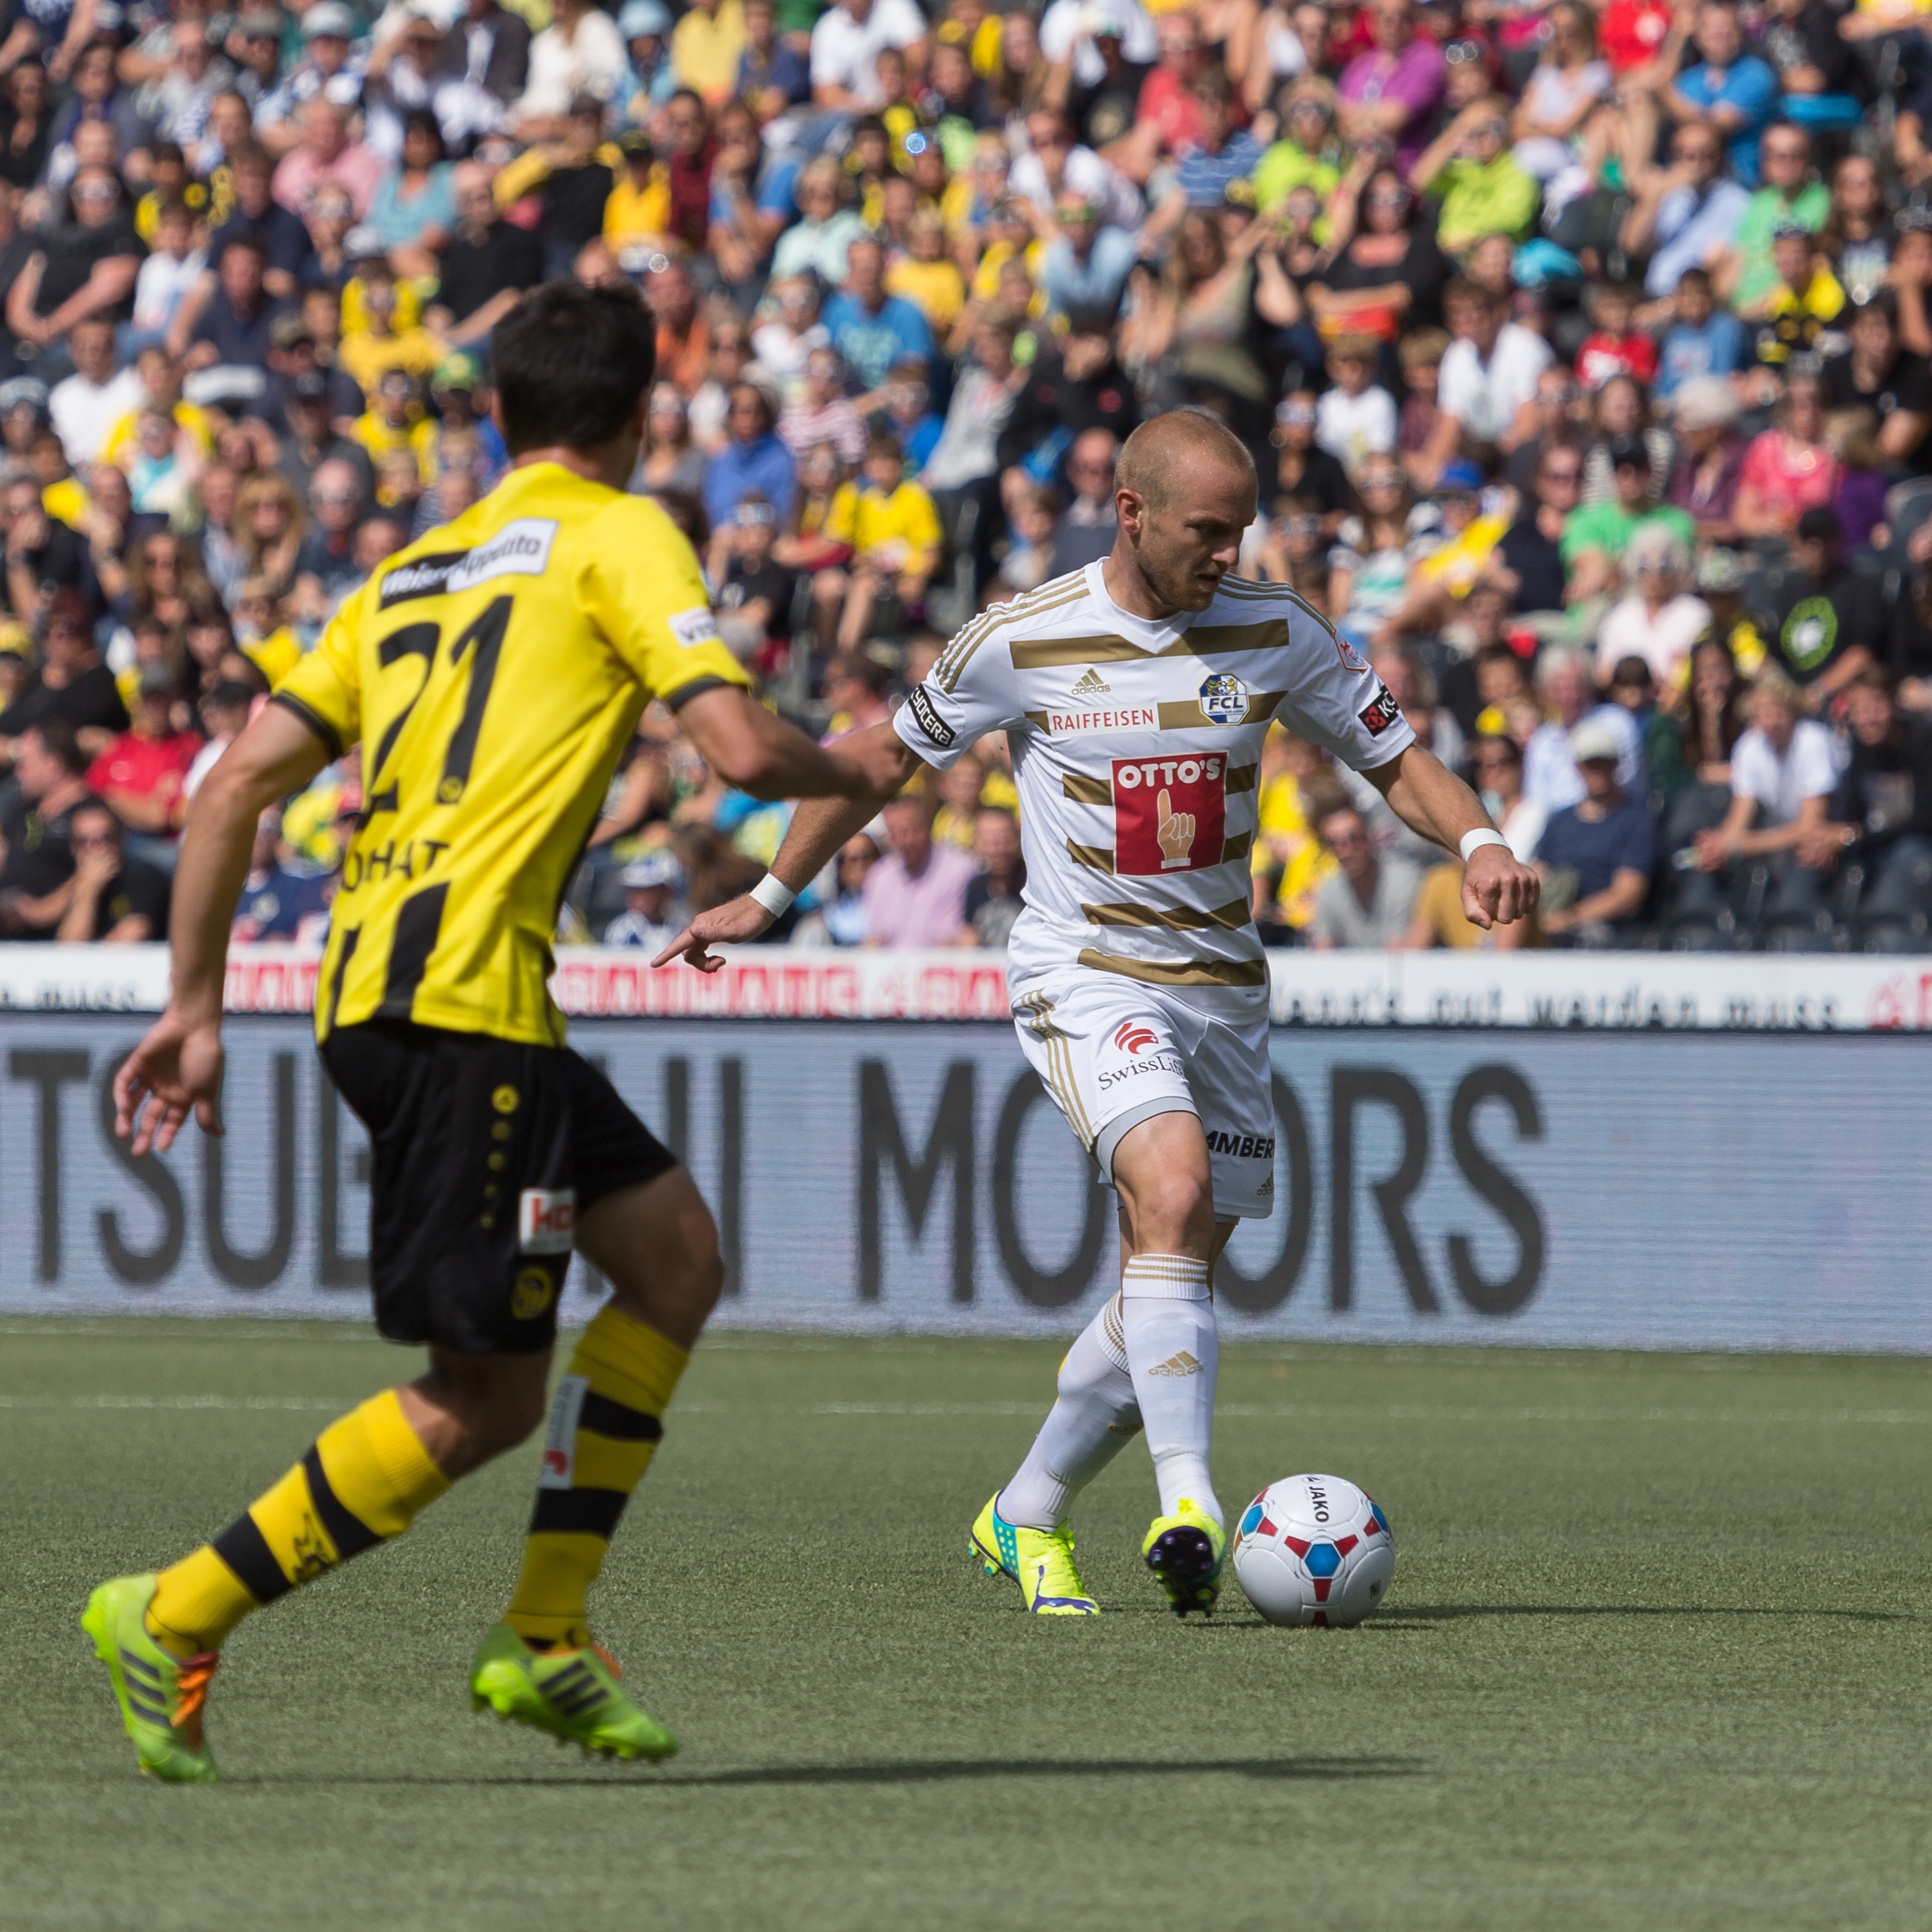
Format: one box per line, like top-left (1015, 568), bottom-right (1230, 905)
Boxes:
top-left (1, 0), bottom-right (1932, 951)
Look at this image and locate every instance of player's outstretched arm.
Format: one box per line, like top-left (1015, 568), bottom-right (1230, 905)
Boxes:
top-left (675, 685), bottom-right (911, 804)
top-left (654, 720), bottom-right (927, 973)
top-left (114, 703), bottom-right (333, 1155)
top-left (1358, 741), bottom-right (1540, 932)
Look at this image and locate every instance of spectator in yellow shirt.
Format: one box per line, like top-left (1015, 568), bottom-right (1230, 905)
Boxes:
top-left (1251, 728), bottom-right (1340, 934)
top-left (670, 0), bottom-right (745, 104)
top-left (814, 430), bottom-right (943, 651)
top-left (337, 262), bottom-right (445, 391)
top-left (100, 347), bottom-right (218, 474)
top-left (604, 129), bottom-right (673, 260)
top-left (351, 369), bottom-right (440, 485)
top-left (887, 208), bottom-right (968, 335)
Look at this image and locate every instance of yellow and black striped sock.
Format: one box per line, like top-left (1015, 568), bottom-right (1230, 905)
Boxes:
top-left (146, 1389), bottom-right (450, 1659)
top-left (505, 1307), bottom-right (688, 1652)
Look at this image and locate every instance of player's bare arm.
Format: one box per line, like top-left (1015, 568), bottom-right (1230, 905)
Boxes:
top-left (1359, 740), bottom-right (1541, 931)
top-left (112, 701), bottom-right (331, 1157)
top-left (672, 685), bottom-right (911, 806)
top-left (653, 719), bottom-right (927, 971)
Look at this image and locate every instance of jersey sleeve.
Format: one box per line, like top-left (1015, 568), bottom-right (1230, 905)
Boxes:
top-left (272, 597), bottom-right (364, 757)
top-left (582, 497), bottom-right (750, 706)
top-left (1274, 611), bottom-right (1416, 772)
top-left (891, 615), bottom-right (1025, 770)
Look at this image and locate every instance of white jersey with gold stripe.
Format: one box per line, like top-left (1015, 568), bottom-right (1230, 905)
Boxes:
top-left (893, 562), bottom-right (1417, 1012)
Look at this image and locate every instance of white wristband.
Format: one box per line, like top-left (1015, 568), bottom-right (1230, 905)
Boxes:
top-left (1459, 828), bottom-right (1510, 865)
top-left (749, 873), bottom-right (796, 918)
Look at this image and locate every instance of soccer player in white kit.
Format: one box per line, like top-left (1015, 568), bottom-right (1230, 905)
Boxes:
top-left (658, 411), bottom-right (1538, 1616)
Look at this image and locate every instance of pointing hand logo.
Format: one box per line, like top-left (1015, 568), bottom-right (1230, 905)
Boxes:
top-left (1156, 788), bottom-right (1196, 870)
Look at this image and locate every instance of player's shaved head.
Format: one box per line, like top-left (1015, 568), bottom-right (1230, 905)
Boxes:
top-left (1115, 407), bottom-right (1255, 514)
top-left (1108, 407), bottom-right (1258, 616)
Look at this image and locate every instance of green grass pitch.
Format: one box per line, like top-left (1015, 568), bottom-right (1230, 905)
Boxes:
top-left (4, 1317), bottom-right (1931, 1932)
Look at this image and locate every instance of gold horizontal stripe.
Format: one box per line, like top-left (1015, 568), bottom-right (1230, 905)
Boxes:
top-left (1224, 763), bottom-right (1257, 794)
top-left (1012, 633), bottom-right (1155, 669)
top-left (1066, 840), bottom-right (1115, 872)
top-left (1010, 619), bottom-right (1289, 672)
top-left (1076, 948), bottom-right (1269, 988)
top-left (1023, 710), bottom-right (1051, 731)
top-left (1062, 773), bottom-right (1112, 805)
top-left (1165, 620), bottom-right (1287, 656)
top-left (1080, 897), bottom-right (1251, 932)
top-left (1222, 832), bottom-right (1252, 863)
top-left (1156, 691), bottom-right (1284, 730)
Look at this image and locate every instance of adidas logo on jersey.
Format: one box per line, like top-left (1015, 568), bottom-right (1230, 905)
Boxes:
top-left (1071, 667), bottom-right (1111, 697)
top-left (1146, 1350), bottom-right (1204, 1377)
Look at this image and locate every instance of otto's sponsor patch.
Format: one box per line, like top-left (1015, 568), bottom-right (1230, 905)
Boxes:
top-left (905, 683), bottom-right (957, 748)
top-left (538, 1374), bottom-right (588, 1486)
top-left (668, 606), bottom-right (724, 650)
top-left (1359, 685), bottom-right (1402, 736)
top-left (1111, 754), bottom-right (1226, 876)
top-left (518, 1186), bottom-right (577, 1254)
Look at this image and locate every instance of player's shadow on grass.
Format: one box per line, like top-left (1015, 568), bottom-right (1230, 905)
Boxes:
top-left (1395, 1604), bottom-right (1908, 1623)
top-left (668, 1755), bottom-right (1423, 1788)
top-left (239, 1756), bottom-right (1425, 1790)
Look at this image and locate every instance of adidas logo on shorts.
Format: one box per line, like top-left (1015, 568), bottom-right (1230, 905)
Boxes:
top-left (1147, 1350), bottom-right (1204, 1377)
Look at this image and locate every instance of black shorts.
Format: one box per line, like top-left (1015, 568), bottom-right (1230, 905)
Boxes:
top-left (321, 1019), bottom-right (677, 1355)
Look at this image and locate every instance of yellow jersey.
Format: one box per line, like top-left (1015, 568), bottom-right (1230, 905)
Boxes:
top-left (824, 477), bottom-right (942, 573)
top-left (273, 464), bottom-right (748, 1047)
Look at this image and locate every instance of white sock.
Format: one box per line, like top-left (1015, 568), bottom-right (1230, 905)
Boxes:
top-left (1119, 1253), bottom-right (1222, 1528)
top-left (997, 1294), bottom-right (1142, 1531)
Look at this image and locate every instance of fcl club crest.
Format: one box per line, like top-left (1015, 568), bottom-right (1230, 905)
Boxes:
top-left (1198, 672), bottom-right (1248, 724)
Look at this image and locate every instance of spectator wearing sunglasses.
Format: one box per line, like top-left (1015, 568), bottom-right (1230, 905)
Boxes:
top-left (1411, 94), bottom-right (1538, 258)
top-left (65, 808), bottom-right (170, 951)
top-left (6, 166), bottom-right (141, 377)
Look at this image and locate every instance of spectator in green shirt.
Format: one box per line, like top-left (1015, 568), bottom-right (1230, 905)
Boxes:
top-left (1720, 120), bottom-right (1831, 314)
top-left (1410, 96), bottom-right (1539, 258)
top-left (1254, 80), bottom-right (1342, 216)
top-left (1560, 434), bottom-right (1696, 600)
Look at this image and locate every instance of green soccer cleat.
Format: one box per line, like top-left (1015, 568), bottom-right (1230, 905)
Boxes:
top-left (79, 1574), bottom-right (221, 1784)
top-left (469, 1624), bottom-right (679, 1762)
top-left (1141, 1500), bottom-right (1226, 1618)
top-left (970, 1494), bottom-right (1099, 1614)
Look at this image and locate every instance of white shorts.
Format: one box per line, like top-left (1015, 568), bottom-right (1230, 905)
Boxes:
top-left (1010, 968), bottom-right (1276, 1221)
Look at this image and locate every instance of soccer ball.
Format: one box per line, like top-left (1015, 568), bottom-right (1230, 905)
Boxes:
top-left (1231, 1474), bottom-right (1394, 1627)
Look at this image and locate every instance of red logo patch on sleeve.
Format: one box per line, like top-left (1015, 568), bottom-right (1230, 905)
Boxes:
top-left (1110, 755), bottom-right (1227, 875)
top-left (1359, 687), bottom-right (1401, 736)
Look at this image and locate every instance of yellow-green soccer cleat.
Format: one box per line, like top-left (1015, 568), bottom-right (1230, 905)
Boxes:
top-left (469, 1624), bottom-right (679, 1762)
top-left (79, 1574), bottom-right (221, 1784)
top-left (1141, 1500), bottom-right (1226, 1618)
top-left (970, 1494), bottom-right (1099, 1614)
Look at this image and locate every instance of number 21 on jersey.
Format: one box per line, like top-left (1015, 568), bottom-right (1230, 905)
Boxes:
top-left (366, 596), bottom-right (515, 817)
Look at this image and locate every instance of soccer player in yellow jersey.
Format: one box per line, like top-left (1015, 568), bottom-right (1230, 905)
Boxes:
top-left (83, 281), bottom-right (900, 1783)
